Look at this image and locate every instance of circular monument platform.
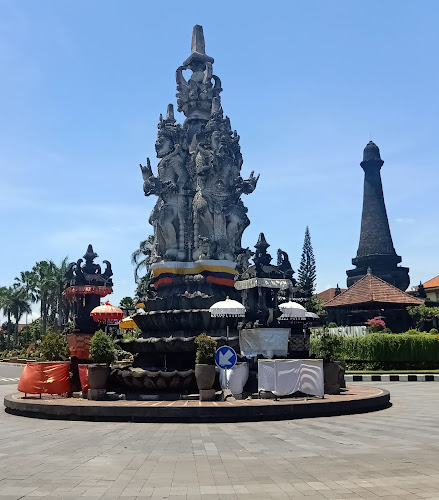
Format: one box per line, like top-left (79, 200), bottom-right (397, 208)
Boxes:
top-left (4, 385), bottom-right (389, 423)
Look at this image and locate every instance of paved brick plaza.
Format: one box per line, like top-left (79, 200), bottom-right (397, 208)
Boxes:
top-left (1, 383), bottom-right (439, 499)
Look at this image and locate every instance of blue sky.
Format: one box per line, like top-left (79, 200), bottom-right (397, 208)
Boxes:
top-left (1, 1), bottom-right (438, 318)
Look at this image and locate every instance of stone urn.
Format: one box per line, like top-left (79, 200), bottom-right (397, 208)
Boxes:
top-left (195, 364), bottom-right (216, 391)
top-left (323, 361), bottom-right (345, 395)
top-left (88, 364), bottom-right (110, 390)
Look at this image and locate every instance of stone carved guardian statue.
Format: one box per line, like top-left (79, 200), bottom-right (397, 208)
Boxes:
top-left (140, 105), bottom-right (191, 262)
top-left (191, 97), bottom-right (259, 261)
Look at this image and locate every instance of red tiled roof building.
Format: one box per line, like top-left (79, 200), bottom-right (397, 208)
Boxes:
top-left (325, 270), bottom-right (423, 332)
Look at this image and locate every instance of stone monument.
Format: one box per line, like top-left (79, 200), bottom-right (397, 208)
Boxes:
top-left (115, 25), bottom-right (259, 391)
top-left (346, 141), bottom-right (410, 291)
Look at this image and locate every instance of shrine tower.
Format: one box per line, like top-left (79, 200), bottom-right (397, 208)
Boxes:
top-left (346, 141), bottom-right (410, 291)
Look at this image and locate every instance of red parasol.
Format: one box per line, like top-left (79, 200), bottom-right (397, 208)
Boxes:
top-left (90, 301), bottom-right (124, 323)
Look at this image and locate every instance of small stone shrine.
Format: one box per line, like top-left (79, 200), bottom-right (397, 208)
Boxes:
top-left (63, 244), bottom-right (113, 388)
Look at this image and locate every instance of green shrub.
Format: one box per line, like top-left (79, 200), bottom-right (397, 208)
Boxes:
top-left (194, 334), bottom-right (217, 365)
top-left (430, 328), bottom-right (438, 335)
top-left (309, 333), bottom-right (342, 362)
top-left (406, 329), bottom-right (420, 335)
top-left (312, 333), bottom-right (439, 369)
top-left (328, 322), bottom-right (338, 328)
top-left (89, 329), bottom-right (115, 364)
top-left (381, 328), bottom-right (392, 334)
top-left (40, 333), bottom-right (67, 361)
top-left (123, 328), bottom-right (141, 340)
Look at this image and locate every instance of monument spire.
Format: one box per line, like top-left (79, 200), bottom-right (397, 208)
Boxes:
top-left (191, 25), bottom-right (206, 56)
top-left (346, 141), bottom-right (409, 291)
top-left (176, 25), bottom-right (221, 141)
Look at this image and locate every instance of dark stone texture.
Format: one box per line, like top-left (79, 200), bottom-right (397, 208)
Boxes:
top-left (347, 141), bottom-right (410, 291)
top-left (64, 245), bottom-right (113, 334)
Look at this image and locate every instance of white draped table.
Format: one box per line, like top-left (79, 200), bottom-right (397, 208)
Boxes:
top-left (258, 359), bottom-right (324, 397)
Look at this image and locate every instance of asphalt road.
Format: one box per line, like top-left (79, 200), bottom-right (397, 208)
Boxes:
top-left (0, 362), bottom-right (23, 385)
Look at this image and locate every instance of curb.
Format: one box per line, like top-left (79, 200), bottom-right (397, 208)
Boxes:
top-left (4, 387), bottom-right (390, 423)
top-left (346, 374), bottom-right (439, 382)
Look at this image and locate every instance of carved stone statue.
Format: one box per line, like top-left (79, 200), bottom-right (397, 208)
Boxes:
top-left (139, 24), bottom-right (257, 279)
top-left (236, 247), bottom-right (254, 274)
top-left (191, 97), bottom-right (259, 261)
top-left (140, 104), bottom-right (191, 262)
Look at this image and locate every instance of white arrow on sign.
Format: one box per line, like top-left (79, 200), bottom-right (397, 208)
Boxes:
top-left (219, 349), bottom-right (234, 366)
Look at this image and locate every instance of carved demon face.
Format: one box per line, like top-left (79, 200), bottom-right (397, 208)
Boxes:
top-left (155, 134), bottom-right (173, 158)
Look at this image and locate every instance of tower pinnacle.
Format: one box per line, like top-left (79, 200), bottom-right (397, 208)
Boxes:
top-left (191, 25), bottom-right (206, 55)
top-left (183, 25), bottom-right (214, 67)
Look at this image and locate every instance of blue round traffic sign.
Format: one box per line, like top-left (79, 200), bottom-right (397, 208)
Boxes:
top-left (215, 346), bottom-right (237, 369)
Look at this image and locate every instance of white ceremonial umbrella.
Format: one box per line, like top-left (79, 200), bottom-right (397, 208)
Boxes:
top-left (209, 297), bottom-right (245, 341)
top-left (278, 300), bottom-right (307, 320)
top-left (305, 311), bottom-right (319, 320)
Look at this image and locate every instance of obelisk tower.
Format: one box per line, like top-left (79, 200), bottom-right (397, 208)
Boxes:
top-left (346, 141), bottom-right (410, 291)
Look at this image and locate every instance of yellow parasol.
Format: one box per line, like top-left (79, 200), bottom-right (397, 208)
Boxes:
top-left (119, 317), bottom-right (137, 329)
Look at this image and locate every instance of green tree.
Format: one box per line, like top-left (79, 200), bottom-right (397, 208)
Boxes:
top-left (15, 262), bottom-right (51, 337)
top-left (131, 235), bottom-right (154, 284)
top-left (16, 257), bottom-right (69, 336)
top-left (48, 257), bottom-right (69, 330)
top-left (19, 320), bottom-right (43, 346)
top-left (305, 295), bottom-right (326, 316)
top-left (407, 304), bottom-right (439, 330)
top-left (0, 287), bottom-right (14, 348)
top-left (119, 297), bottom-right (135, 313)
top-left (298, 226), bottom-right (316, 297)
top-left (10, 286), bottom-right (32, 346)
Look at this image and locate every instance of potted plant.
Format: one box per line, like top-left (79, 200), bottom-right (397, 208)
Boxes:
top-left (315, 332), bottom-right (345, 395)
top-left (194, 334), bottom-right (217, 391)
top-left (88, 329), bottom-right (115, 390)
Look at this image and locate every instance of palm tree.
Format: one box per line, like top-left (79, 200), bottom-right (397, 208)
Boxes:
top-left (28, 260), bottom-right (53, 337)
top-left (48, 257), bottom-right (69, 330)
top-left (10, 286), bottom-right (32, 345)
top-left (15, 258), bottom-right (69, 336)
top-left (131, 235), bottom-right (154, 283)
top-left (0, 287), bottom-right (14, 348)
top-left (15, 270), bottom-right (38, 303)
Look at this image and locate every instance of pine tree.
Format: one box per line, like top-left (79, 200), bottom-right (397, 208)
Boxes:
top-left (298, 226), bottom-right (316, 297)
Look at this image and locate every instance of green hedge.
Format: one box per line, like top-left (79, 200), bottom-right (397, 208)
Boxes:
top-left (310, 333), bottom-right (439, 369)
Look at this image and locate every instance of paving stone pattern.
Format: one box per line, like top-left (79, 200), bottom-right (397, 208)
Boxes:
top-left (1, 382), bottom-right (439, 499)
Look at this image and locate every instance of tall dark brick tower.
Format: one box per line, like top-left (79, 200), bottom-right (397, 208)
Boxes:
top-left (346, 141), bottom-right (410, 291)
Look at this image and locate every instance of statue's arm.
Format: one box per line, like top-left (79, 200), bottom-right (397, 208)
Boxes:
top-left (241, 171), bottom-right (260, 194)
top-left (140, 158), bottom-right (163, 196)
